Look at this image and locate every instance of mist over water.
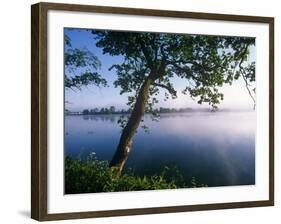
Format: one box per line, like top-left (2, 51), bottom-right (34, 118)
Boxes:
top-left (65, 111), bottom-right (255, 187)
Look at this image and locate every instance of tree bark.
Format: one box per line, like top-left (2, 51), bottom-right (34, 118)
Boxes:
top-left (109, 77), bottom-right (153, 175)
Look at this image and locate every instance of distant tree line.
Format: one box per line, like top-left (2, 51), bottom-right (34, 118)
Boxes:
top-left (81, 106), bottom-right (131, 115)
top-left (65, 106), bottom-right (204, 115)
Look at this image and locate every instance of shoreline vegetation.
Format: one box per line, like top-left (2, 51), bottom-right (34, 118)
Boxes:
top-left (65, 154), bottom-right (207, 194)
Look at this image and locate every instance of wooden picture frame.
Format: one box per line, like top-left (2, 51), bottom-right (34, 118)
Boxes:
top-left (31, 2), bottom-right (274, 221)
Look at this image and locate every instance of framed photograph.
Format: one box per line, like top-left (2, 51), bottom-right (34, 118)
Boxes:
top-left (31, 2), bottom-right (274, 221)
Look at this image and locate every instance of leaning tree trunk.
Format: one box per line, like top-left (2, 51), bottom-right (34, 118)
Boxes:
top-left (110, 78), bottom-right (153, 175)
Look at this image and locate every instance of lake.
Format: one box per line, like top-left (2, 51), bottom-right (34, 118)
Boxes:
top-left (65, 111), bottom-right (255, 187)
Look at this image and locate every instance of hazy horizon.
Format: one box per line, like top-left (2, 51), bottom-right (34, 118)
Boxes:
top-left (65, 105), bottom-right (255, 113)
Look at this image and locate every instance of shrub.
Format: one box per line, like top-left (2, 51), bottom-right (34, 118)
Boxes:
top-left (65, 154), bottom-right (206, 194)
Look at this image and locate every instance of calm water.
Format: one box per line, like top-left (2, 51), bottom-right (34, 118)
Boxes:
top-left (65, 111), bottom-right (255, 187)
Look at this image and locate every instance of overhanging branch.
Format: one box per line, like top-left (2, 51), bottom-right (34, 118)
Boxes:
top-left (152, 82), bottom-right (177, 98)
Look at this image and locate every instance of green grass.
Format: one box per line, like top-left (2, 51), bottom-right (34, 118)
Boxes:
top-left (65, 154), bottom-right (207, 194)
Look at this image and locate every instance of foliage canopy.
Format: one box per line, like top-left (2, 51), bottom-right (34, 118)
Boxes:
top-left (92, 31), bottom-right (255, 112)
top-left (64, 33), bottom-right (107, 90)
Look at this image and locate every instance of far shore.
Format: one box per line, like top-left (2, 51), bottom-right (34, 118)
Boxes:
top-left (65, 109), bottom-right (255, 116)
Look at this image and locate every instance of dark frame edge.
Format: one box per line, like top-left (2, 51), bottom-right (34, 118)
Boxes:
top-left (31, 3), bottom-right (40, 220)
top-left (268, 18), bottom-right (274, 205)
top-left (31, 3), bottom-right (48, 221)
top-left (43, 200), bottom-right (273, 221)
top-left (36, 2), bottom-right (274, 23)
top-left (31, 2), bottom-right (274, 221)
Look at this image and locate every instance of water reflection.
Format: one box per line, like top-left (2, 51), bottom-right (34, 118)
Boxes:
top-left (82, 114), bottom-right (121, 123)
top-left (65, 111), bottom-right (255, 187)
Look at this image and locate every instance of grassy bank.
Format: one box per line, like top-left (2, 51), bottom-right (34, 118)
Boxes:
top-left (65, 155), bottom-right (207, 194)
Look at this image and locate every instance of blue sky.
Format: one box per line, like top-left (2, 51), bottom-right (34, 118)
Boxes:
top-left (65, 28), bottom-right (256, 111)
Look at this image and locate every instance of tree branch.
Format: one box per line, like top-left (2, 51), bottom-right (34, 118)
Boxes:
top-left (152, 82), bottom-right (177, 98)
top-left (138, 38), bottom-right (153, 69)
top-left (238, 43), bottom-right (256, 109)
top-left (168, 60), bottom-right (201, 82)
